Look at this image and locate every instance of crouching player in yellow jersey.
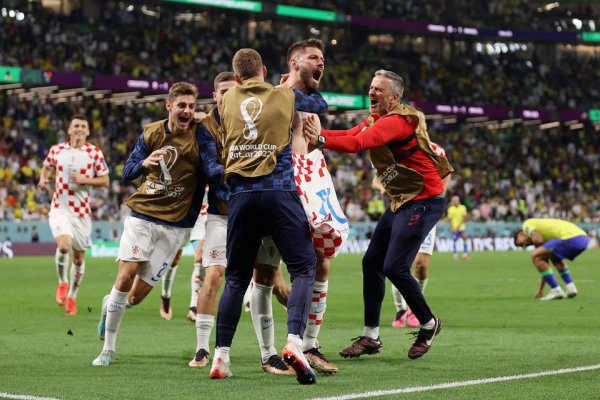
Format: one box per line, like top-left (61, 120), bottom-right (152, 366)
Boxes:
top-left (514, 218), bottom-right (589, 300)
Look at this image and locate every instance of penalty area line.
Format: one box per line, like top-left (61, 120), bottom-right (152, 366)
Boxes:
top-left (0, 393), bottom-right (62, 400)
top-left (306, 363), bottom-right (600, 400)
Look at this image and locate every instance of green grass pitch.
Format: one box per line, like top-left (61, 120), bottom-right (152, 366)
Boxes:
top-left (1, 250), bottom-right (600, 399)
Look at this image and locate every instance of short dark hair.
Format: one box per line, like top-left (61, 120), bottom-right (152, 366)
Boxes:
top-left (232, 48), bottom-right (263, 81)
top-left (213, 71), bottom-right (235, 92)
top-left (168, 81), bottom-right (198, 102)
top-left (513, 230), bottom-right (523, 246)
top-left (70, 113), bottom-right (88, 124)
top-left (287, 38), bottom-right (325, 63)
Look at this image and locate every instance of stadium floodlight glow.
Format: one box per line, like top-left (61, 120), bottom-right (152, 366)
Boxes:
top-left (158, 0), bottom-right (262, 12)
top-left (276, 5), bottom-right (347, 22)
top-left (582, 32), bottom-right (600, 42)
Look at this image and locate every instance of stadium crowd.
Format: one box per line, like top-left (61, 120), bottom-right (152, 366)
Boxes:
top-left (1, 1), bottom-right (599, 224)
top-left (1, 3), bottom-right (600, 110)
top-left (1, 92), bottom-right (599, 224)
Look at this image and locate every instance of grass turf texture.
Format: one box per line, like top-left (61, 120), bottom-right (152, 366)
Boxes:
top-left (1, 250), bottom-right (599, 400)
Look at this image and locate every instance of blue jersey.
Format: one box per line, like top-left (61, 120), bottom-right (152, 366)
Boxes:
top-left (197, 108), bottom-right (229, 215)
top-left (228, 89), bottom-right (328, 195)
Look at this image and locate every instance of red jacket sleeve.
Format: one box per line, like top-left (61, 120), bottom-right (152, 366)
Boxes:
top-left (322, 115), bottom-right (414, 153)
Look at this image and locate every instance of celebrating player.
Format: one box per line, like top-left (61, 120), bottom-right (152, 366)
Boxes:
top-left (37, 114), bottom-right (109, 315)
top-left (92, 82), bottom-right (207, 366)
top-left (250, 38), bottom-right (348, 375)
top-left (210, 48), bottom-right (328, 384)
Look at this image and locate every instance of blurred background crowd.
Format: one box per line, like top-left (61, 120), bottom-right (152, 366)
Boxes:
top-left (1, 0), bottom-right (599, 223)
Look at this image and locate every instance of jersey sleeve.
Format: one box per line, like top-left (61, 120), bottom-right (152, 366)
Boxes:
top-left (123, 132), bottom-right (150, 182)
top-left (43, 144), bottom-right (59, 169)
top-left (92, 147), bottom-right (110, 177)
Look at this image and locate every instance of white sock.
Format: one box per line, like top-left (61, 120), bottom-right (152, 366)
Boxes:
top-left (243, 280), bottom-right (254, 309)
top-left (55, 249), bottom-right (69, 283)
top-left (190, 263), bottom-right (204, 308)
top-left (214, 346), bottom-right (230, 363)
top-left (195, 314), bottom-right (214, 353)
top-left (287, 333), bottom-right (302, 347)
top-left (68, 261), bottom-right (85, 299)
top-left (250, 282), bottom-right (277, 362)
top-left (161, 266), bottom-right (178, 298)
top-left (363, 326), bottom-right (379, 340)
top-left (103, 287), bottom-right (128, 353)
top-left (417, 278), bottom-right (429, 294)
top-left (303, 280), bottom-right (328, 351)
top-left (391, 282), bottom-right (407, 312)
top-left (422, 318), bottom-right (435, 330)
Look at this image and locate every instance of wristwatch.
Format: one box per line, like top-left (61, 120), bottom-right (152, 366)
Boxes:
top-left (316, 135), bottom-right (326, 149)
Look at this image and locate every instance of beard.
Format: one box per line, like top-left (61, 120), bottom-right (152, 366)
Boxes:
top-left (300, 67), bottom-right (320, 91)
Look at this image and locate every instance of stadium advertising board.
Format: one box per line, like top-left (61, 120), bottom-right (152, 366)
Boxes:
top-left (276, 5), bottom-right (346, 22)
top-left (0, 241), bottom-right (57, 258)
top-left (590, 109), bottom-right (600, 122)
top-left (93, 74), bottom-right (213, 96)
top-left (42, 70), bottom-right (83, 87)
top-left (0, 66), bottom-right (22, 83)
top-left (322, 92), bottom-right (365, 109)
top-left (517, 107), bottom-right (552, 120)
top-left (415, 101), bottom-right (510, 119)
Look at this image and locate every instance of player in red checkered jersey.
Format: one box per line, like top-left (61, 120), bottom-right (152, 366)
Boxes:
top-left (249, 39), bottom-right (348, 375)
top-left (37, 114), bottom-right (110, 315)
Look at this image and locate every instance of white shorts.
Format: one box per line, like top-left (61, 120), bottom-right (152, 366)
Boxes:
top-left (202, 214), bottom-right (228, 268)
top-left (189, 206), bottom-right (208, 242)
top-left (254, 236), bottom-right (281, 267)
top-left (49, 209), bottom-right (92, 251)
top-left (419, 225), bottom-right (437, 256)
top-left (118, 216), bottom-right (190, 287)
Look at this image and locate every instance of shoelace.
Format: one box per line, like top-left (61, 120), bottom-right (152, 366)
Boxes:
top-left (195, 349), bottom-right (209, 361)
top-left (266, 355), bottom-right (289, 370)
top-left (306, 348), bottom-right (329, 362)
top-left (407, 329), bottom-right (430, 344)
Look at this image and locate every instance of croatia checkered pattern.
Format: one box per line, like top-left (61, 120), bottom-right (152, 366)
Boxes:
top-left (44, 142), bottom-right (109, 218)
top-left (308, 291), bottom-right (327, 326)
top-left (293, 150), bottom-right (349, 257)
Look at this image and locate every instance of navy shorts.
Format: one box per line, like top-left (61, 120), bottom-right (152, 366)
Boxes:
top-left (543, 235), bottom-right (589, 261)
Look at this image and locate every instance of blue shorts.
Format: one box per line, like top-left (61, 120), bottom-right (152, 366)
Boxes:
top-left (451, 230), bottom-right (465, 240)
top-left (543, 235), bottom-right (589, 261)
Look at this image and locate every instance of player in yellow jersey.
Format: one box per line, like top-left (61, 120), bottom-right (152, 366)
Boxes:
top-left (447, 196), bottom-right (470, 260)
top-left (514, 218), bottom-right (588, 300)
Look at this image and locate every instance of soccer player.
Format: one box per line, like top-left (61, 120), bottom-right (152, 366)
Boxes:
top-left (92, 82), bottom-right (207, 366)
top-left (513, 218), bottom-right (587, 300)
top-left (187, 72), bottom-right (292, 375)
top-left (250, 38), bottom-right (348, 375)
top-left (210, 48), bottom-right (328, 384)
top-left (304, 69), bottom-right (453, 360)
top-left (447, 195), bottom-right (470, 260)
top-left (389, 142), bottom-right (450, 328)
top-left (37, 114), bottom-right (109, 315)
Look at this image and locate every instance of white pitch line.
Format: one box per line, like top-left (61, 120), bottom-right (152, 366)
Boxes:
top-left (0, 393), bottom-right (61, 400)
top-left (307, 364), bottom-right (600, 400)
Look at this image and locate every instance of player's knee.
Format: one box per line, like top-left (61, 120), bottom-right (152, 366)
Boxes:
top-left (382, 263), bottom-right (410, 279)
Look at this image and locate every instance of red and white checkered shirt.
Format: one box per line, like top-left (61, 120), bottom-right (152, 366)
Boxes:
top-left (44, 142), bottom-right (109, 218)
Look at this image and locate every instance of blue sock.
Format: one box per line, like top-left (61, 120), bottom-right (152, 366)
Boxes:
top-left (541, 269), bottom-right (559, 288)
top-left (559, 267), bottom-right (573, 284)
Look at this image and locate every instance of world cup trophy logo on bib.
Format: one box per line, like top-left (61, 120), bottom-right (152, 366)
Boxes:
top-left (158, 145), bottom-right (178, 185)
top-left (240, 97), bottom-right (263, 140)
